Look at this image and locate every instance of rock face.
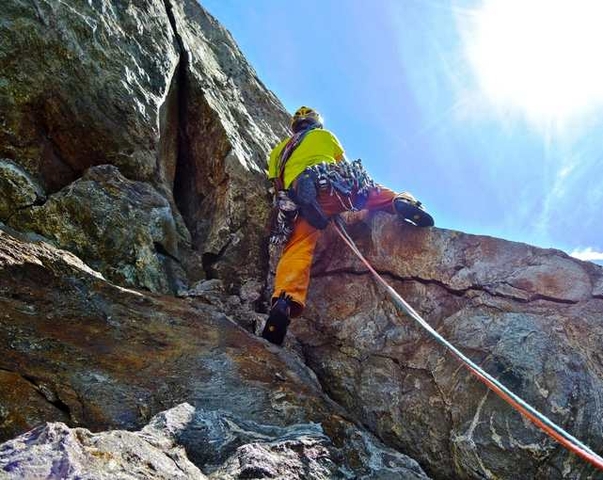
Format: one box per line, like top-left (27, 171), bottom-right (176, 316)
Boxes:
top-left (1, 0), bottom-right (289, 294)
top-left (165, 0), bottom-right (289, 289)
top-left (0, 229), bottom-right (428, 479)
top-left (1, 0), bottom-right (179, 190)
top-left (2, 0), bottom-right (603, 479)
top-left (0, 410), bottom-right (205, 480)
top-left (10, 165), bottom-right (182, 292)
top-left (0, 402), bottom-right (428, 479)
top-left (293, 213), bottom-right (603, 480)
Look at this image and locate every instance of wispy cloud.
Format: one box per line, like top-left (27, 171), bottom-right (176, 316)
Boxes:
top-left (570, 247), bottom-right (603, 261)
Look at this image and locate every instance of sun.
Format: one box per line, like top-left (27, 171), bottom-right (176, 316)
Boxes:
top-left (466, 0), bottom-right (603, 120)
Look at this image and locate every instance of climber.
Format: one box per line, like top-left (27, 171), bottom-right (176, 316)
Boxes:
top-left (262, 106), bottom-right (434, 345)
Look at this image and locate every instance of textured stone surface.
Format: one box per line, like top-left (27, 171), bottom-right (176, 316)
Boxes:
top-left (9, 164), bottom-right (181, 293)
top-left (0, 229), bottom-right (429, 479)
top-left (0, 369), bottom-right (71, 442)
top-left (291, 213), bottom-right (603, 480)
top-left (1, 0), bottom-right (187, 293)
top-left (3, 0), bottom-right (602, 478)
top-left (0, 159), bottom-right (45, 221)
top-left (0, 0), bottom-right (179, 189)
top-left (0, 411), bottom-right (205, 479)
top-left (166, 0), bottom-right (289, 292)
top-left (0, 402), bottom-right (428, 479)
top-left (143, 403), bottom-right (428, 479)
top-left (1, 0), bottom-right (289, 294)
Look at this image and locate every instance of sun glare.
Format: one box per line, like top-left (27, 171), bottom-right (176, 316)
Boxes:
top-left (467, 0), bottom-right (603, 120)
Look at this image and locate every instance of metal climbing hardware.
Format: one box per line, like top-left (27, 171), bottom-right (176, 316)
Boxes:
top-left (269, 190), bottom-right (298, 246)
top-left (269, 159), bottom-right (380, 244)
top-left (307, 158), bottom-right (379, 211)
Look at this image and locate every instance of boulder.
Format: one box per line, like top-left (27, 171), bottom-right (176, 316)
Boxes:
top-left (0, 402), bottom-right (428, 479)
top-left (0, 414), bottom-right (205, 480)
top-left (291, 213), bottom-right (603, 479)
top-left (9, 164), bottom-right (181, 293)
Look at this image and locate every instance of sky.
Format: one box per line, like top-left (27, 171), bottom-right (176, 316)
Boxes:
top-left (202, 0), bottom-right (603, 265)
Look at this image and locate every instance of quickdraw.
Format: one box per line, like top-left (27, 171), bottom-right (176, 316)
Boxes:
top-left (332, 216), bottom-right (603, 473)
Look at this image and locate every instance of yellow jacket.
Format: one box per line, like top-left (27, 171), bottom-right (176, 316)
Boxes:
top-left (267, 129), bottom-right (344, 189)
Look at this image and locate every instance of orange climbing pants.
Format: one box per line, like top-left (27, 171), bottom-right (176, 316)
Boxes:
top-left (273, 185), bottom-right (398, 317)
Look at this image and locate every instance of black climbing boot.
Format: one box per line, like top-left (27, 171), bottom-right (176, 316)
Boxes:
top-left (262, 291), bottom-right (292, 345)
top-left (394, 192), bottom-right (434, 227)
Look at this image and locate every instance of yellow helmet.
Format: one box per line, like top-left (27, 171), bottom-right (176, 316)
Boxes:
top-left (290, 106), bottom-right (323, 133)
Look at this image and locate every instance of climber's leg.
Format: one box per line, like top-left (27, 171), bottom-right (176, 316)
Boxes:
top-left (362, 185), bottom-right (398, 213)
top-left (357, 185), bottom-right (434, 227)
top-left (271, 216), bottom-right (320, 318)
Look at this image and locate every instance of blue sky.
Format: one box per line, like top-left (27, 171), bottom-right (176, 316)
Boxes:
top-left (202, 0), bottom-right (603, 265)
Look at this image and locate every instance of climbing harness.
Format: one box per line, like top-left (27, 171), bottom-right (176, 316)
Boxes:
top-left (269, 159), bottom-right (378, 245)
top-left (332, 216), bottom-right (603, 472)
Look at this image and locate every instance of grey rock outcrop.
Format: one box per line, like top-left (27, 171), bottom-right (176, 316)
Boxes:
top-left (0, 402), bottom-right (428, 479)
top-left (0, 228), bottom-right (429, 479)
top-left (10, 164), bottom-right (181, 292)
top-left (1, 0), bottom-right (289, 295)
top-left (292, 213), bottom-right (603, 479)
top-left (0, 413), bottom-right (205, 479)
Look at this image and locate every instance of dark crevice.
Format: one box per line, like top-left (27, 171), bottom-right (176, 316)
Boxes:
top-left (38, 116), bottom-right (79, 194)
top-left (1, 159), bottom-right (49, 224)
top-left (524, 293), bottom-right (578, 305)
top-left (32, 196), bottom-right (46, 206)
top-left (255, 211), bottom-right (274, 314)
top-left (202, 237), bottom-right (233, 279)
top-left (5, 198), bottom-right (45, 225)
top-left (162, 0), bottom-right (235, 256)
top-left (312, 267), bottom-right (579, 305)
top-left (161, 0), bottom-right (195, 238)
top-left (154, 241), bottom-right (181, 263)
top-left (155, 49), bottom-right (183, 238)
top-left (0, 367), bottom-right (72, 419)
